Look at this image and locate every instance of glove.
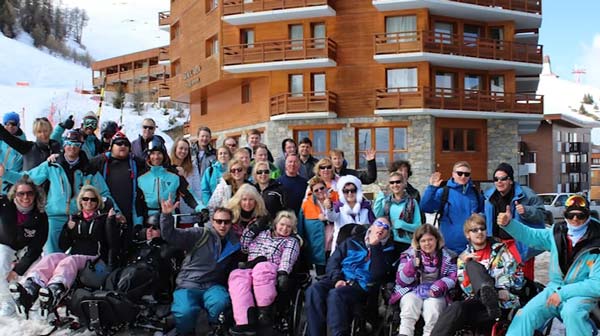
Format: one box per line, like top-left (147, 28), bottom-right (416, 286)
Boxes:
top-left (59, 115), bottom-right (75, 130)
top-left (400, 256), bottom-right (417, 278)
top-left (277, 271), bottom-right (289, 292)
top-left (430, 279), bottom-right (448, 298)
top-left (198, 208), bottom-right (209, 224)
top-left (248, 216), bottom-right (270, 236)
top-left (239, 256), bottom-right (267, 269)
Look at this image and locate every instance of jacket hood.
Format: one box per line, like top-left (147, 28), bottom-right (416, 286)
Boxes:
top-left (337, 175), bottom-right (363, 205)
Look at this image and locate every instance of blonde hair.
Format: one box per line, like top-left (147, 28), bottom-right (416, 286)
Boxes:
top-left (227, 184), bottom-right (268, 224)
top-left (411, 223), bottom-right (444, 250)
top-left (273, 210), bottom-right (298, 233)
top-left (307, 176), bottom-right (326, 190)
top-left (32, 118), bottom-right (53, 137)
top-left (313, 158), bottom-right (333, 177)
top-left (453, 161), bottom-right (471, 171)
top-left (463, 213), bottom-right (486, 236)
top-left (77, 185), bottom-right (104, 211)
top-left (252, 161), bottom-right (270, 181)
top-left (223, 158), bottom-right (247, 194)
top-left (8, 175), bottom-right (46, 213)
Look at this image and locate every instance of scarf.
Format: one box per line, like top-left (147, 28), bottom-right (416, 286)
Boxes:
top-left (82, 210), bottom-right (95, 221)
top-left (567, 219), bottom-right (590, 246)
top-left (339, 201), bottom-right (370, 225)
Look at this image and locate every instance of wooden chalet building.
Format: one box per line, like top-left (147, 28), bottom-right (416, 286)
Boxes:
top-left (156, 0), bottom-right (544, 188)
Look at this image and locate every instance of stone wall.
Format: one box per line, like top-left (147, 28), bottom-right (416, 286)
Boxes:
top-left (487, 119), bottom-right (520, 179)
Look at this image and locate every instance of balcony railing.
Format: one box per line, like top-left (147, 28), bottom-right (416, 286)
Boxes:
top-left (566, 142), bottom-right (590, 153)
top-left (375, 87), bottom-right (543, 114)
top-left (374, 31), bottom-right (542, 64)
top-left (158, 11), bottom-right (171, 26)
top-left (159, 47), bottom-right (169, 62)
top-left (223, 38), bottom-right (336, 65)
top-left (448, 0), bottom-right (541, 15)
top-left (224, 0), bottom-right (330, 15)
top-left (270, 91), bottom-right (337, 116)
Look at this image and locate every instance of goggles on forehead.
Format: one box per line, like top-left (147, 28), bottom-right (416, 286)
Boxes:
top-left (565, 195), bottom-right (587, 208)
top-left (373, 219), bottom-right (390, 231)
top-left (83, 118), bottom-right (98, 129)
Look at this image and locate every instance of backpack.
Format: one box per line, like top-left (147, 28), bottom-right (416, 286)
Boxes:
top-left (433, 182), bottom-right (481, 227)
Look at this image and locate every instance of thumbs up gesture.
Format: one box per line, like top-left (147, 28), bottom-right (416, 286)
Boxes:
top-left (497, 205), bottom-right (512, 227)
top-left (514, 200), bottom-right (525, 215)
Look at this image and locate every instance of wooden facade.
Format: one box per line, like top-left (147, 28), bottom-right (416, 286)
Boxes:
top-left (91, 46), bottom-right (170, 102)
top-left (154, 0), bottom-right (543, 178)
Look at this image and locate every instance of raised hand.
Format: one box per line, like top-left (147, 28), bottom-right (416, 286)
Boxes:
top-left (365, 148), bottom-right (376, 161)
top-left (497, 205), bottom-right (512, 227)
top-left (161, 196), bottom-right (180, 214)
top-left (429, 172), bottom-right (443, 187)
top-left (60, 115), bottom-right (75, 130)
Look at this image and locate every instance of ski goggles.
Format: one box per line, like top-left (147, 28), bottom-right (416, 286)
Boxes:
top-left (64, 140), bottom-right (82, 148)
top-left (83, 118), bottom-right (98, 129)
top-left (373, 219), bottom-right (390, 231)
top-left (565, 195), bottom-right (587, 209)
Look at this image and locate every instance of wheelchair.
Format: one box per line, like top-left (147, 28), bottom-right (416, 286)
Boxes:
top-left (272, 271), bottom-right (312, 336)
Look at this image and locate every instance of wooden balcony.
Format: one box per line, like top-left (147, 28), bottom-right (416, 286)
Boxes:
top-left (372, 1), bottom-right (542, 29)
top-left (374, 30), bottom-right (543, 65)
top-left (270, 91), bottom-right (337, 119)
top-left (158, 11), bottom-right (171, 27)
top-left (159, 47), bottom-right (169, 64)
top-left (375, 87), bottom-right (543, 114)
top-left (158, 79), bottom-right (170, 101)
top-left (223, 38), bottom-right (337, 73)
top-left (222, 0), bottom-right (335, 25)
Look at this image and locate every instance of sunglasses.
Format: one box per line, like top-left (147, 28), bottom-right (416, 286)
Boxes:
top-left (256, 169), bottom-right (270, 175)
top-left (455, 171), bottom-right (471, 177)
top-left (230, 167), bottom-right (244, 174)
top-left (213, 219), bottom-right (232, 225)
top-left (494, 175), bottom-right (510, 182)
top-left (64, 140), bottom-right (82, 148)
top-left (565, 212), bottom-right (588, 220)
top-left (16, 191), bottom-right (34, 198)
top-left (565, 195), bottom-right (587, 208)
top-left (373, 220), bottom-right (390, 230)
top-left (319, 165), bottom-right (333, 170)
top-left (81, 197), bottom-right (98, 203)
top-left (468, 227), bottom-right (486, 233)
top-left (142, 125), bottom-right (156, 130)
top-left (113, 140), bottom-right (129, 147)
top-left (312, 186), bottom-right (326, 193)
top-left (389, 180), bottom-right (404, 185)
top-left (342, 188), bottom-right (357, 194)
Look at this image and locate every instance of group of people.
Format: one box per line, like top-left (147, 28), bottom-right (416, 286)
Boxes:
top-left (0, 110), bottom-right (599, 336)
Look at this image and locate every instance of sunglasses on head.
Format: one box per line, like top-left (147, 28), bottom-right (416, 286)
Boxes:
top-left (389, 180), bottom-right (404, 185)
top-left (565, 212), bottom-right (588, 220)
top-left (373, 220), bottom-right (390, 230)
top-left (143, 125), bottom-right (156, 130)
top-left (230, 167), bottom-right (243, 174)
top-left (319, 165), bottom-right (333, 170)
top-left (81, 197), bottom-right (98, 203)
top-left (342, 188), bottom-right (357, 194)
top-left (455, 171), bottom-right (471, 177)
top-left (493, 175), bottom-right (510, 182)
top-left (565, 195), bottom-right (587, 208)
top-left (64, 140), bottom-right (82, 148)
top-left (16, 191), bottom-right (34, 198)
top-left (256, 169), bottom-right (270, 175)
top-left (468, 227), bottom-right (486, 233)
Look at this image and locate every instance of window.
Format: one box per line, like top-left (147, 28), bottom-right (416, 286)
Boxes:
top-left (172, 60), bottom-right (181, 76)
top-left (463, 24), bottom-right (481, 47)
top-left (490, 75), bottom-right (504, 94)
top-left (206, 35), bottom-right (219, 58)
top-left (386, 68), bottom-right (417, 92)
top-left (441, 128), bottom-right (479, 152)
top-left (435, 71), bottom-right (455, 97)
top-left (311, 23), bottom-right (326, 49)
top-left (289, 74), bottom-right (303, 97)
top-left (171, 23), bottom-right (180, 41)
top-left (241, 82), bottom-right (251, 103)
top-left (489, 27), bottom-right (504, 50)
top-left (356, 126), bottom-right (408, 170)
top-left (311, 73), bottom-right (326, 96)
top-left (201, 98), bottom-right (207, 115)
top-left (464, 74), bottom-right (482, 91)
top-left (385, 15), bottom-right (416, 43)
top-left (241, 29), bottom-right (255, 48)
top-left (289, 24), bottom-right (304, 50)
top-left (206, 0), bottom-right (218, 12)
top-left (434, 22), bottom-right (453, 44)
top-left (294, 128), bottom-right (342, 159)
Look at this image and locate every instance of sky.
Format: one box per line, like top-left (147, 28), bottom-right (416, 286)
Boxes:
top-left (541, 1), bottom-right (600, 87)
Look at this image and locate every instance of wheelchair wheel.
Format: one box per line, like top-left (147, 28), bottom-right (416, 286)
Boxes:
top-left (292, 286), bottom-right (307, 336)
